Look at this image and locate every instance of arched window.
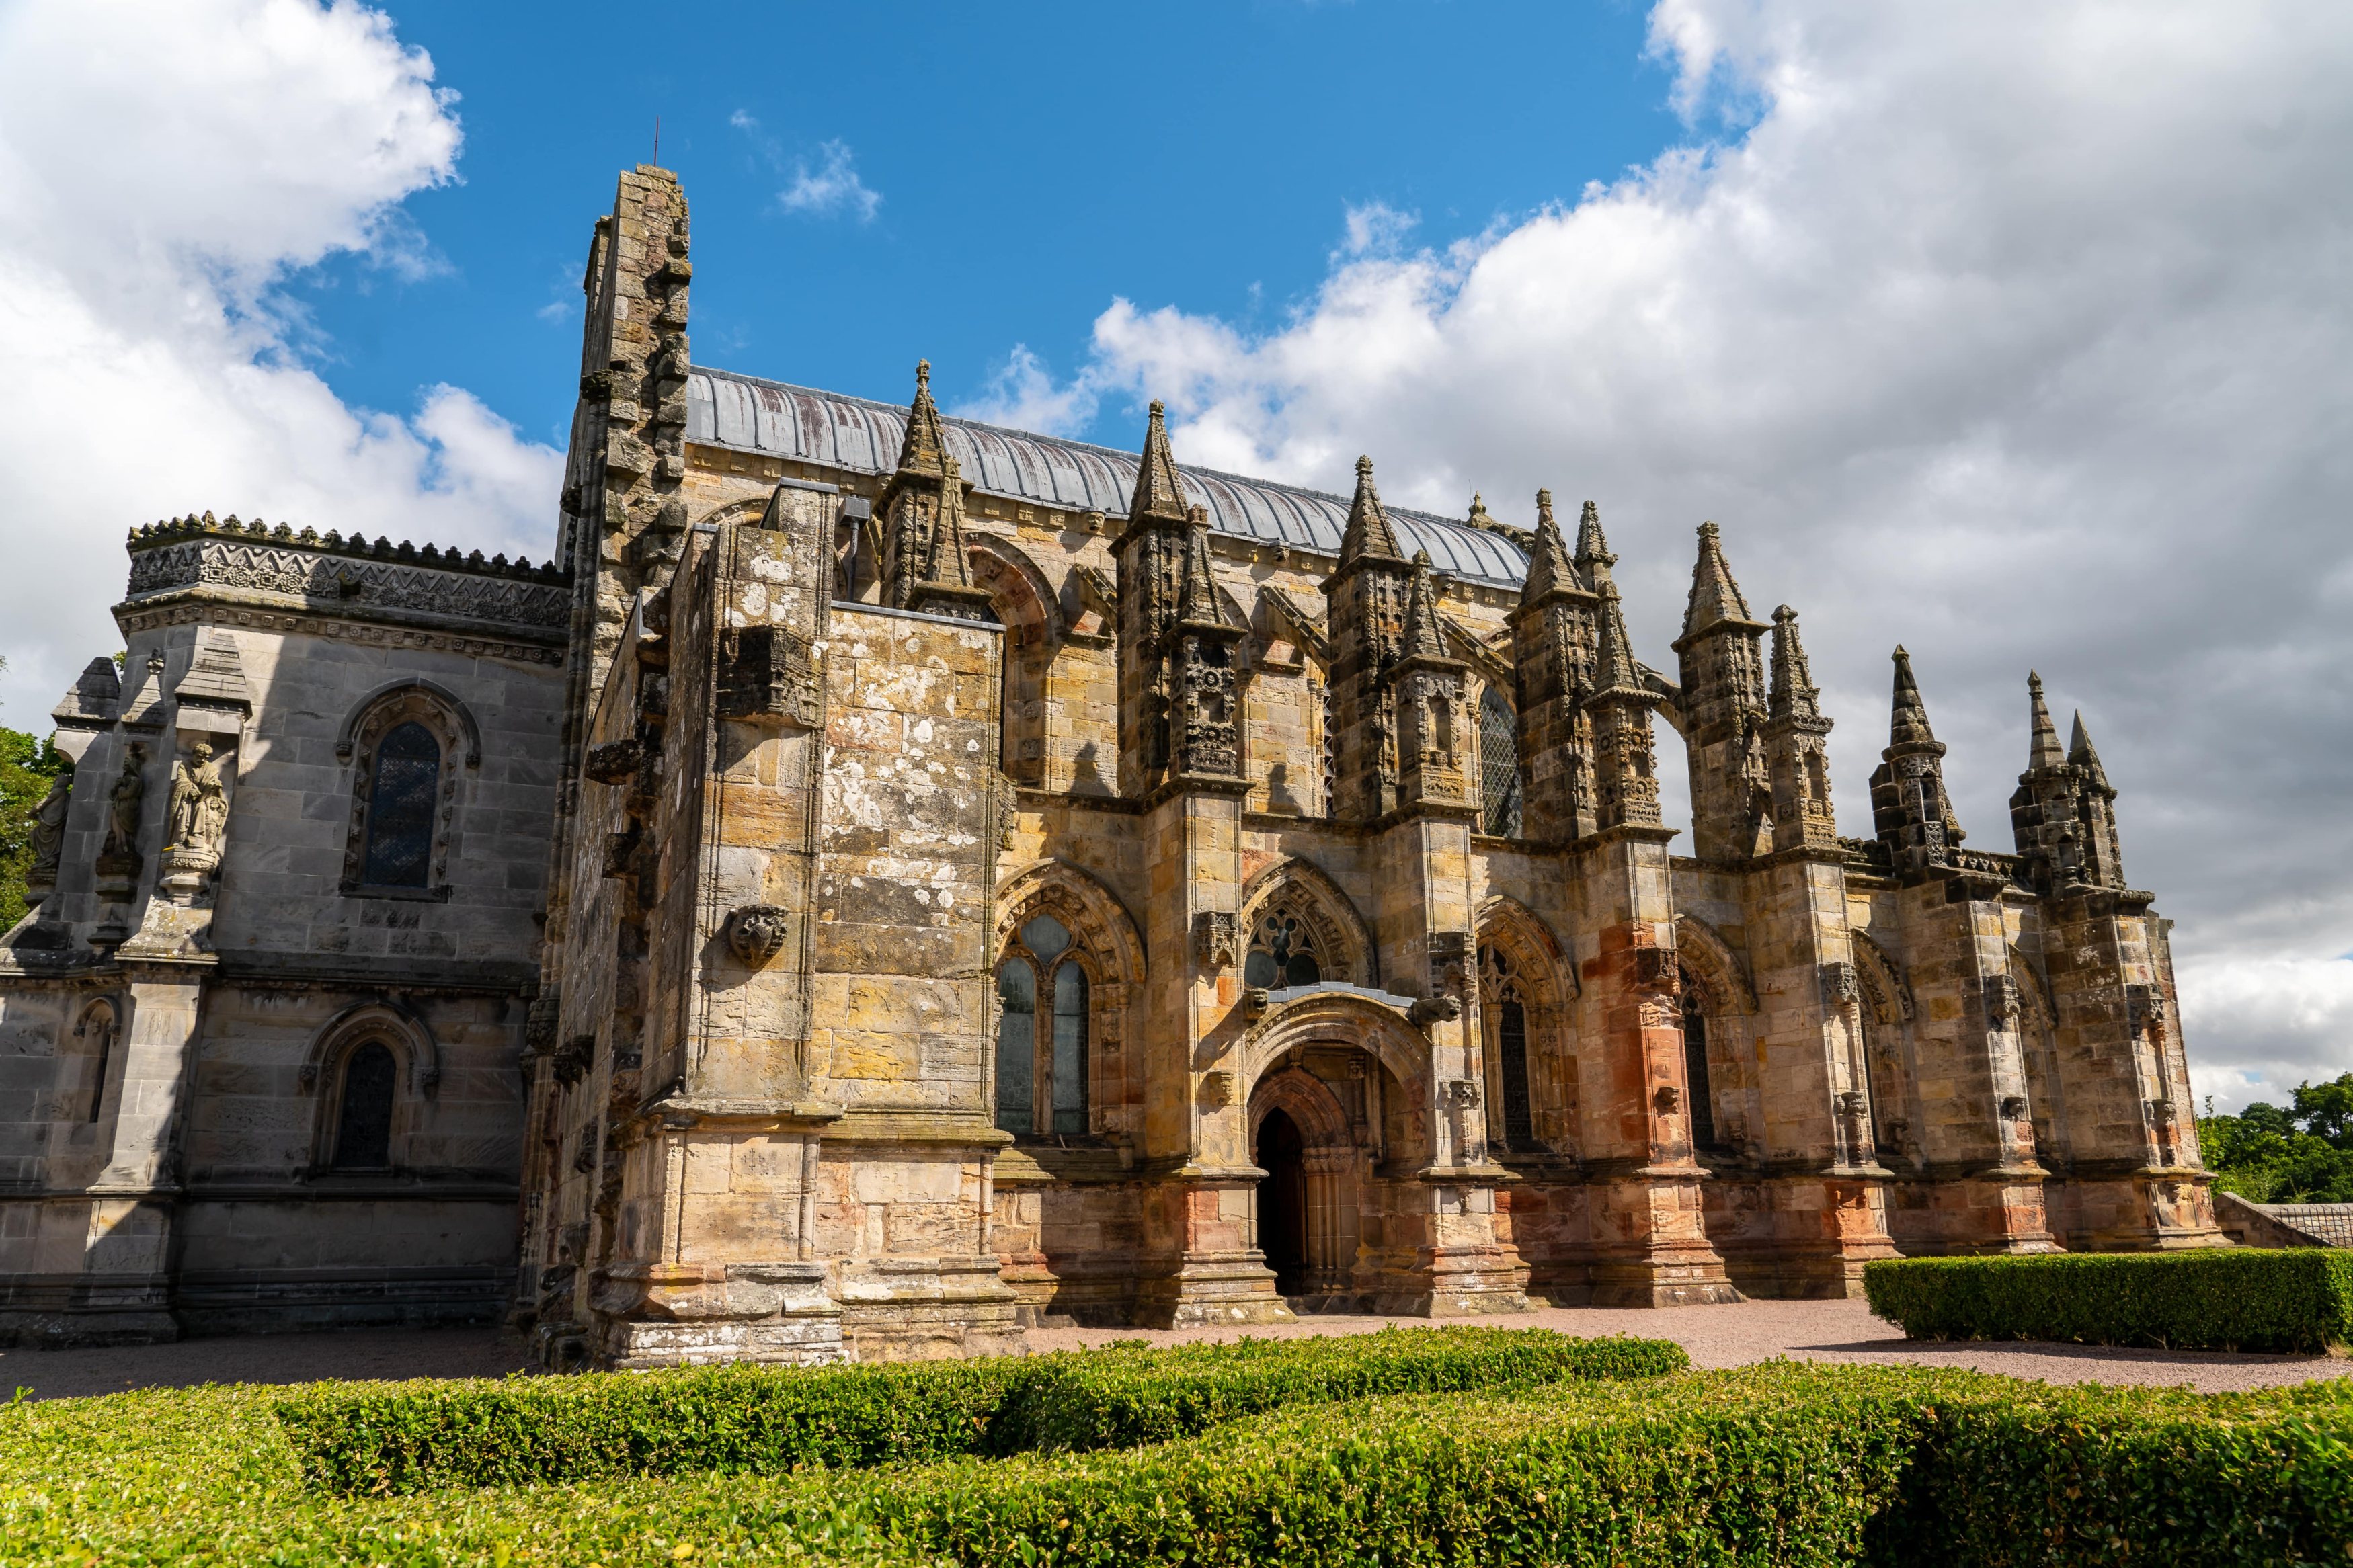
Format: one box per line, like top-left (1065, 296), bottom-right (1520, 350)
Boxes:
top-left (332, 1041), bottom-right (398, 1169)
top-left (996, 914), bottom-right (1089, 1137)
top-left (77, 1003), bottom-right (117, 1124)
top-left (1681, 986), bottom-right (1720, 1152)
top-left (362, 723), bottom-right (440, 889)
top-left (1480, 688), bottom-right (1522, 838)
top-left (1480, 944), bottom-right (1535, 1146)
top-left (1244, 910), bottom-right (1323, 990)
top-left (1051, 962), bottom-right (1088, 1136)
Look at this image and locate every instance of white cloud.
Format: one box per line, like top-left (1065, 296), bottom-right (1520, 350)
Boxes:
top-left (1013, 1), bottom-right (2353, 1108)
top-left (0, 0), bottom-right (560, 727)
top-left (776, 140), bottom-right (881, 224)
top-left (951, 345), bottom-right (1099, 438)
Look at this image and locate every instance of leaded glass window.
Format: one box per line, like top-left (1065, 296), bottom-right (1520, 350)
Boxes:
top-left (1051, 962), bottom-right (1087, 1135)
top-left (1480, 688), bottom-right (1521, 838)
top-left (995, 960), bottom-right (1036, 1134)
top-left (362, 722), bottom-right (440, 889)
top-left (998, 914), bottom-right (1088, 1138)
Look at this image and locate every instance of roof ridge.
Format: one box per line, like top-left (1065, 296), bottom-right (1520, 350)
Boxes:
top-left (690, 362), bottom-right (1476, 532)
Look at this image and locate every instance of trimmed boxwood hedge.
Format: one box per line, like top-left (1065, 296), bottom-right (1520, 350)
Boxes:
top-left (276, 1325), bottom-right (1687, 1495)
top-left (6, 1362), bottom-right (2352, 1566)
top-left (1863, 1247), bottom-right (2353, 1352)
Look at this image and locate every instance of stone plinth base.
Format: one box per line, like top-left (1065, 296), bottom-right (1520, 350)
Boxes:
top-left (2057, 1170), bottom-right (2228, 1253)
top-left (0, 1270), bottom-right (182, 1347)
top-left (1133, 1250), bottom-right (1297, 1327)
top-left (838, 1255), bottom-right (1024, 1362)
top-left (589, 1260), bottom-right (846, 1369)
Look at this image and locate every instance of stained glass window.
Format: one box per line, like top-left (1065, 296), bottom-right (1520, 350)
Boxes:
top-left (363, 722), bottom-right (440, 889)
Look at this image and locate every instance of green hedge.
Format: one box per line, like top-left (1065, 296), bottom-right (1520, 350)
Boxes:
top-left (11, 1363), bottom-right (2350, 1566)
top-left (1863, 1247), bottom-right (2353, 1352)
top-left (276, 1326), bottom-right (1687, 1495)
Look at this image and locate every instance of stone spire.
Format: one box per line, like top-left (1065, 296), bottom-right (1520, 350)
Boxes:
top-left (922, 469), bottom-right (976, 589)
top-left (1680, 522), bottom-right (1755, 641)
top-left (1888, 646), bottom-right (1938, 751)
top-left (1674, 521), bottom-right (1772, 862)
top-left (2068, 710), bottom-right (2109, 788)
top-left (1871, 646), bottom-right (1962, 876)
top-left (1520, 489), bottom-right (1579, 605)
top-left (2011, 686), bottom-right (2126, 893)
top-left (1510, 489), bottom-right (1601, 843)
top-left (1584, 583), bottom-right (1664, 829)
top-left (1400, 552), bottom-right (1448, 661)
top-left (1573, 500), bottom-right (1615, 591)
top-left (880, 358), bottom-right (986, 612)
top-left (1177, 507), bottom-right (1223, 627)
top-left (1769, 605), bottom-right (1820, 721)
top-left (1337, 456), bottom-right (1403, 567)
top-left (1129, 399), bottom-right (1190, 526)
top-left (1763, 606), bottom-right (1837, 852)
top-left (897, 359), bottom-right (951, 479)
top-left (1591, 585), bottom-right (1646, 702)
top-left (2027, 673), bottom-right (2064, 770)
top-left (1387, 552), bottom-right (1474, 815)
top-left (1114, 401), bottom-right (1199, 794)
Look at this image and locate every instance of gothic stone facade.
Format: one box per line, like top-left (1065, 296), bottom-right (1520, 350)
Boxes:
top-left (0, 166), bottom-right (2221, 1353)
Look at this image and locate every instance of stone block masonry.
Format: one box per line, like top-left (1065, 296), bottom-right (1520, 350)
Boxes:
top-left (0, 164), bottom-right (2221, 1355)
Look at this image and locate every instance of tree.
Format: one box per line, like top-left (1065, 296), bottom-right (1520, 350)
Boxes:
top-left (2197, 1073), bottom-right (2353, 1204)
top-left (0, 725), bottom-right (70, 932)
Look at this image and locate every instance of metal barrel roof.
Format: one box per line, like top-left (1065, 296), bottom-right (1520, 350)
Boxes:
top-left (686, 366), bottom-right (1529, 589)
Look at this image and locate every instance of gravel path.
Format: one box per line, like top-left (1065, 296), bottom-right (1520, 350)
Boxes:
top-left (6, 1298), bottom-right (2342, 1400)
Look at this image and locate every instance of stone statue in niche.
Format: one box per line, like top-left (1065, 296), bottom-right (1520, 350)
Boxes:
top-left (167, 743), bottom-right (229, 856)
top-left (27, 770), bottom-right (71, 883)
top-left (102, 743), bottom-right (146, 862)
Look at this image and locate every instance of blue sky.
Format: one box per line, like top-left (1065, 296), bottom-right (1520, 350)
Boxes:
top-left (298, 1), bottom-right (1681, 454)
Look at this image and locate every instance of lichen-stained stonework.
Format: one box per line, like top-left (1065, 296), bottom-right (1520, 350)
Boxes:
top-left (0, 166), bottom-right (2223, 1354)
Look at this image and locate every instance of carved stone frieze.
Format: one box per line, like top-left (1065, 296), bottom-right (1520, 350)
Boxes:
top-left (125, 536), bottom-right (569, 634)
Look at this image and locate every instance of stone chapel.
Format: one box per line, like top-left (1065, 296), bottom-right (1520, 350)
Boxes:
top-left (0, 167), bottom-right (2222, 1357)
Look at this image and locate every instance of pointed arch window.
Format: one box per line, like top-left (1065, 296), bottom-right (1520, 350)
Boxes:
top-left (340, 684), bottom-right (473, 900)
top-left (1480, 689), bottom-right (1521, 837)
top-left (996, 914), bottom-right (1088, 1137)
top-left (331, 1041), bottom-right (398, 1169)
top-left (362, 723), bottom-right (440, 889)
top-left (1681, 983), bottom-right (1721, 1152)
top-left (1481, 944), bottom-right (1535, 1145)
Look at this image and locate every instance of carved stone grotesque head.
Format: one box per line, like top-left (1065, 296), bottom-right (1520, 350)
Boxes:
top-left (727, 904), bottom-right (791, 966)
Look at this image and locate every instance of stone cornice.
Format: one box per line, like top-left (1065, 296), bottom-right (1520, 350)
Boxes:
top-left (122, 524), bottom-right (570, 647)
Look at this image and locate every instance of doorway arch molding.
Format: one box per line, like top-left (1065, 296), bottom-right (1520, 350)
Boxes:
top-left (1238, 991), bottom-right (1431, 1106)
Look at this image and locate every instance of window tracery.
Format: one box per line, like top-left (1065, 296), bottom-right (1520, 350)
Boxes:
top-left (996, 913), bottom-right (1089, 1137)
top-left (1245, 910), bottom-right (1324, 990)
top-left (340, 685), bottom-right (472, 898)
top-left (1480, 945), bottom-right (1535, 1145)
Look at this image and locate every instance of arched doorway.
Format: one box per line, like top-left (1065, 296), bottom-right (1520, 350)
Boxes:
top-left (1254, 1108), bottom-right (1309, 1296)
